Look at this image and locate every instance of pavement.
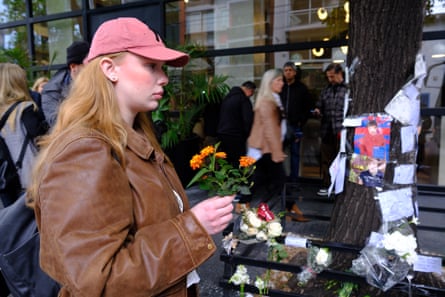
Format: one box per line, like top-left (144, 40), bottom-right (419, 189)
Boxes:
top-left (186, 179), bottom-right (445, 297)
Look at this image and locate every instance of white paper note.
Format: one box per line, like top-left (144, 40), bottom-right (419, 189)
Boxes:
top-left (401, 126), bottom-right (417, 153)
top-left (393, 164), bottom-right (416, 185)
top-left (377, 188), bottom-right (414, 221)
top-left (414, 255), bottom-right (443, 273)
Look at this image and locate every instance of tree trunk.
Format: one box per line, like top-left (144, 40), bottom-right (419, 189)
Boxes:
top-left (326, 0), bottom-right (424, 265)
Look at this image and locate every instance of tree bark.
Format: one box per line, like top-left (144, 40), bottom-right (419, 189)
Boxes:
top-left (326, 0), bottom-right (424, 265)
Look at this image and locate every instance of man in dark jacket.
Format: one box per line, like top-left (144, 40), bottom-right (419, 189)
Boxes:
top-left (41, 40), bottom-right (90, 126)
top-left (313, 63), bottom-right (347, 196)
top-left (217, 81), bottom-right (256, 166)
top-left (280, 62), bottom-right (313, 184)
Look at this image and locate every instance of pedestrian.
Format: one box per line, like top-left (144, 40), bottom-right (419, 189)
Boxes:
top-left (217, 80), bottom-right (256, 167)
top-left (242, 69), bottom-right (308, 221)
top-left (31, 76), bottom-right (49, 94)
top-left (313, 63), bottom-right (347, 196)
top-left (27, 17), bottom-right (234, 297)
top-left (0, 63), bottom-right (48, 208)
top-left (279, 61), bottom-right (313, 185)
top-left (41, 40), bottom-right (90, 126)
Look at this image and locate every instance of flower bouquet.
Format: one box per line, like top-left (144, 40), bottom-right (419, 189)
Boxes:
top-left (238, 203), bottom-right (284, 242)
top-left (187, 142), bottom-right (256, 196)
top-left (297, 246), bottom-right (332, 285)
top-left (351, 218), bottom-right (418, 291)
top-left (222, 203), bottom-right (284, 255)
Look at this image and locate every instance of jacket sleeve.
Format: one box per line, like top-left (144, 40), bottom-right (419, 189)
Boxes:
top-left (35, 136), bottom-right (214, 297)
top-left (241, 98), bottom-right (254, 138)
top-left (41, 89), bottom-right (61, 127)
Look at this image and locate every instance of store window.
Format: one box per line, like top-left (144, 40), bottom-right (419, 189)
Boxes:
top-left (89, 0), bottom-right (141, 9)
top-left (32, 0), bottom-right (82, 16)
top-left (0, 0), bottom-right (26, 22)
top-left (424, 0), bottom-right (445, 32)
top-left (33, 17), bottom-right (84, 66)
top-left (0, 26), bottom-right (28, 52)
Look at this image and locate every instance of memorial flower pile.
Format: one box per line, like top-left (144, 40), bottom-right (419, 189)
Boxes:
top-left (351, 218), bottom-right (418, 291)
top-left (297, 246), bottom-right (332, 285)
top-left (187, 142), bottom-right (256, 196)
top-left (239, 203), bottom-right (284, 241)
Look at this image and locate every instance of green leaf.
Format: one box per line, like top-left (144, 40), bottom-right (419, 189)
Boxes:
top-left (186, 168), bottom-right (210, 188)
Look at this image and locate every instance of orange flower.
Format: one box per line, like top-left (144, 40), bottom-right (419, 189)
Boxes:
top-left (239, 156), bottom-right (256, 168)
top-left (187, 142), bottom-right (255, 196)
top-left (190, 154), bottom-right (204, 170)
top-left (200, 145), bottom-right (215, 158)
top-left (215, 152), bottom-right (227, 159)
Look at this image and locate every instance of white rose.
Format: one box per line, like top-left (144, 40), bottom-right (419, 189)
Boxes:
top-left (383, 231), bottom-right (417, 260)
top-left (405, 251), bottom-right (418, 265)
top-left (267, 221), bottom-right (283, 238)
top-left (246, 227), bottom-right (259, 236)
top-left (240, 221), bottom-right (249, 233)
top-left (256, 230), bottom-right (268, 241)
top-left (315, 248), bottom-right (330, 266)
top-left (247, 212), bottom-right (262, 228)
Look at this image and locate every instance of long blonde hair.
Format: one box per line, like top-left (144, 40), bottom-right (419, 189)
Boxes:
top-left (28, 53), bottom-right (162, 201)
top-left (31, 76), bottom-right (49, 92)
top-left (253, 68), bottom-right (283, 110)
top-left (0, 62), bottom-right (34, 129)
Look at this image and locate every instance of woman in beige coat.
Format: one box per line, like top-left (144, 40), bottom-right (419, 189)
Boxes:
top-left (240, 69), bottom-right (308, 221)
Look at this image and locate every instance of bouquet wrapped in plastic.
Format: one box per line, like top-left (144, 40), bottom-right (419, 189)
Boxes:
top-left (297, 246), bottom-right (332, 285)
top-left (351, 218), bottom-right (418, 291)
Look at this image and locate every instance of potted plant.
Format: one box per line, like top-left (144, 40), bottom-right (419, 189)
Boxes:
top-left (152, 43), bottom-right (230, 185)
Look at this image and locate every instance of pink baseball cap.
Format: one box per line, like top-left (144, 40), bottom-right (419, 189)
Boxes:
top-left (85, 17), bottom-right (189, 67)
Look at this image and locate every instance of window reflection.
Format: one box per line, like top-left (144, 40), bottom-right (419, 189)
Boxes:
top-left (89, 0), bottom-right (140, 8)
top-left (33, 18), bottom-right (84, 66)
top-left (0, 0), bottom-right (26, 22)
top-left (0, 26), bottom-right (28, 57)
top-left (32, 0), bottom-right (82, 16)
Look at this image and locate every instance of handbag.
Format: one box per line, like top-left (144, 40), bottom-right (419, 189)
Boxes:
top-left (0, 193), bottom-right (60, 297)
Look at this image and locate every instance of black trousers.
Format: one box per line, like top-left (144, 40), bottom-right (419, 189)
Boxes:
top-left (217, 134), bottom-right (247, 167)
top-left (239, 153), bottom-right (285, 203)
top-left (320, 132), bottom-right (340, 188)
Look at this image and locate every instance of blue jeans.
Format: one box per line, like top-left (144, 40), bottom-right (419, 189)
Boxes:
top-left (288, 126), bottom-right (303, 182)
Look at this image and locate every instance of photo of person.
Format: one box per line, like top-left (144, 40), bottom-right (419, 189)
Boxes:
top-left (354, 115), bottom-right (391, 161)
top-left (349, 154), bottom-right (386, 189)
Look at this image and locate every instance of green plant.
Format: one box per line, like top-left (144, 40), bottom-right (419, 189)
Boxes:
top-left (152, 43), bottom-right (230, 149)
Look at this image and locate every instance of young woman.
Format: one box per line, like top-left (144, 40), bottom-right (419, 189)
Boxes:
top-left (27, 17), bottom-right (234, 297)
top-left (0, 63), bottom-right (48, 208)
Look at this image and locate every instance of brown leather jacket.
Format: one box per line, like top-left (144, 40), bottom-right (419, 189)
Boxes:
top-left (34, 125), bottom-right (215, 297)
top-left (247, 99), bottom-right (286, 162)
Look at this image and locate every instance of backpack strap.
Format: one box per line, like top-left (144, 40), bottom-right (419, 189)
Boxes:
top-left (0, 102), bottom-right (22, 130)
top-left (0, 102), bottom-right (32, 170)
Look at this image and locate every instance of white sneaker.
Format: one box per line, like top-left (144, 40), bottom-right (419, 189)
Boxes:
top-left (317, 188), bottom-right (328, 196)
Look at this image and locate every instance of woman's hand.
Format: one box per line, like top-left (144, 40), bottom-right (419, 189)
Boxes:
top-left (190, 195), bottom-right (235, 235)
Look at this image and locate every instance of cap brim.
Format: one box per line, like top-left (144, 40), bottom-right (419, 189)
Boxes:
top-left (130, 46), bottom-right (189, 67)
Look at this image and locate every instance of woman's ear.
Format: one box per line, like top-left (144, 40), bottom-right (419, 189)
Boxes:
top-left (99, 57), bottom-right (118, 82)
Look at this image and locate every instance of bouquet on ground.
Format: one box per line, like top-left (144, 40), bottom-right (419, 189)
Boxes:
top-left (222, 203), bottom-right (284, 254)
top-left (297, 246), bottom-right (332, 285)
top-left (187, 142), bottom-right (256, 196)
top-left (239, 203), bottom-right (284, 241)
top-left (351, 218), bottom-right (418, 291)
